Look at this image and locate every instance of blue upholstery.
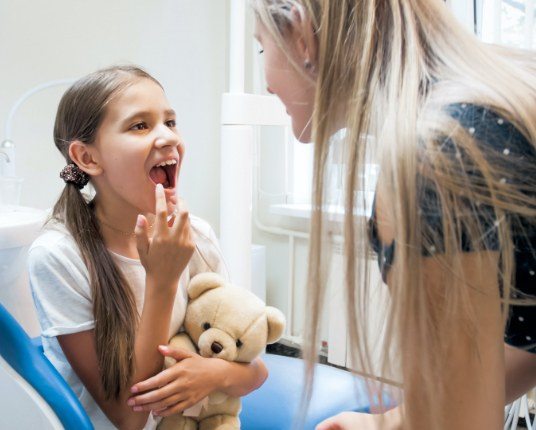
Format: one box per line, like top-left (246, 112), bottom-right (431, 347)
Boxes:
top-left (0, 303), bottom-right (93, 430)
top-left (241, 354), bottom-right (386, 430)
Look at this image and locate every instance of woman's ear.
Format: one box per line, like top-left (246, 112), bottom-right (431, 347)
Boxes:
top-left (68, 141), bottom-right (103, 176)
top-left (290, 5), bottom-right (318, 73)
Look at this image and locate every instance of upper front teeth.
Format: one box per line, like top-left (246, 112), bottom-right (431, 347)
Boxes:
top-left (156, 159), bottom-right (177, 167)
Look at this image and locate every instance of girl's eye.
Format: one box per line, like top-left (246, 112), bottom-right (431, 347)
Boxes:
top-left (165, 119), bottom-right (176, 128)
top-left (131, 122), bottom-right (148, 131)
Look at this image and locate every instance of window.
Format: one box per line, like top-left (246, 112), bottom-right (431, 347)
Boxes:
top-left (447, 0), bottom-right (536, 49)
top-left (478, 0), bottom-right (535, 48)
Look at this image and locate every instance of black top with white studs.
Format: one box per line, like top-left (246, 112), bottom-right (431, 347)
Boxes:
top-left (368, 104), bottom-right (536, 353)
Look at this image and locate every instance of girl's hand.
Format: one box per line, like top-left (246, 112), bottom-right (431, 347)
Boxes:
top-left (127, 345), bottom-right (224, 417)
top-left (135, 184), bottom-right (195, 287)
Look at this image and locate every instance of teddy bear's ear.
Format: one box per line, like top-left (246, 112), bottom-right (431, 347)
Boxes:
top-left (265, 306), bottom-right (286, 344)
top-left (188, 272), bottom-right (225, 300)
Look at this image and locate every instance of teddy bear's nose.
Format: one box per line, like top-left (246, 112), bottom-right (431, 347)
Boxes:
top-left (211, 342), bottom-right (223, 354)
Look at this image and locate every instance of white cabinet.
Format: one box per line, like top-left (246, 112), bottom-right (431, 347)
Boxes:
top-left (327, 251), bottom-right (401, 384)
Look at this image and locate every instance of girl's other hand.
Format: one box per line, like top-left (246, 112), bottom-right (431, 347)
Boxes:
top-left (127, 345), bottom-right (224, 417)
top-left (135, 184), bottom-right (195, 287)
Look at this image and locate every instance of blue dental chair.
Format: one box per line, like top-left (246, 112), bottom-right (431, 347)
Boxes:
top-left (0, 302), bottom-right (385, 430)
top-left (241, 353), bottom-right (381, 430)
top-left (0, 302), bottom-right (93, 429)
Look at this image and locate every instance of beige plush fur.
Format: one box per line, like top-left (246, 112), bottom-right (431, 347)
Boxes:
top-left (158, 273), bottom-right (285, 430)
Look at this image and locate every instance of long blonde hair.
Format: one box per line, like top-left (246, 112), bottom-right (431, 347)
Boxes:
top-left (251, 0), bottom-right (536, 428)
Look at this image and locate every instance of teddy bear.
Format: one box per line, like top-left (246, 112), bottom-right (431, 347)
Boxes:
top-left (158, 272), bottom-right (286, 430)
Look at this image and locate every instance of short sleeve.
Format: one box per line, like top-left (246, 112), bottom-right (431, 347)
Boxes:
top-left (28, 234), bottom-right (94, 337)
top-left (418, 177), bottom-right (500, 256)
top-left (418, 104), bottom-right (535, 256)
top-left (188, 215), bottom-right (231, 282)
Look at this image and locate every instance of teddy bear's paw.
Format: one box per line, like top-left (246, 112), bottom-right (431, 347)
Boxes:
top-left (199, 414), bottom-right (240, 430)
top-left (157, 415), bottom-right (197, 430)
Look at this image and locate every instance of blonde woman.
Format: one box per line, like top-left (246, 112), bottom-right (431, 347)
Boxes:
top-left (251, 1), bottom-right (536, 429)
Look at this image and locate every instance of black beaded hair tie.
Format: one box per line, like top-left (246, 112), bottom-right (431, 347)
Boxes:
top-left (60, 163), bottom-right (90, 189)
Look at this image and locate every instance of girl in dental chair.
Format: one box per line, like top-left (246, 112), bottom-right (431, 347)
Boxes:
top-left (28, 66), bottom-right (267, 430)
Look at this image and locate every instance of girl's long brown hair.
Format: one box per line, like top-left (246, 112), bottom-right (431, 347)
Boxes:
top-left (52, 66), bottom-right (162, 400)
top-left (252, 1), bottom-right (536, 428)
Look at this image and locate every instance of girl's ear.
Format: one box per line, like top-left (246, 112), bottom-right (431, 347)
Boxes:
top-left (68, 141), bottom-right (103, 176)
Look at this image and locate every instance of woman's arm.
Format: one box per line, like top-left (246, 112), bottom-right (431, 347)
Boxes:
top-left (376, 183), bottom-right (505, 428)
top-left (401, 251), bottom-right (505, 429)
top-left (125, 346), bottom-right (268, 417)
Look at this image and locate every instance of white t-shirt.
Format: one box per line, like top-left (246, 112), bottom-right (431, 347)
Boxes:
top-left (28, 215), bottom-right (229, 430)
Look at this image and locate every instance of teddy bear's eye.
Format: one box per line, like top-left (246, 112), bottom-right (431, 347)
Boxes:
top-left (236, 339), bottom-right (243, 348)
top-left (203, 322), bottom-right (211, 330)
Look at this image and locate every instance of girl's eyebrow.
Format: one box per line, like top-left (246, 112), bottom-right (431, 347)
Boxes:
top-left (121, 109), bottom-right (176, 124)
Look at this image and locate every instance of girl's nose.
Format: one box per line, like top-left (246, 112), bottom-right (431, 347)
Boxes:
top-left (154, 126), bottom-right (179, 148)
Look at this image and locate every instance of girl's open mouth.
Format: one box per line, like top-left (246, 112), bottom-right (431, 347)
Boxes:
top-left (148, 159), bottom-right (178, 189)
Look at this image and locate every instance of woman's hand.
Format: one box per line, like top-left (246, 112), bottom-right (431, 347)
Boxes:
top-left (316, 408), bottom-right (402, 430)
top-left (316, 412), bottom-right (378, 430)
top-left (135, 184), bottom-right (195, 288)
top-left (127, 345), bottom-right (225, 417)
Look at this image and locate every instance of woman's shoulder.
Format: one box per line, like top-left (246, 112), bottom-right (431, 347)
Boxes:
top-left (446, 103), bottom-right (532, 151)
top-left (446, 103), bottom-right (514, 130)
top-left (418, 101), bottom-right (535, 174)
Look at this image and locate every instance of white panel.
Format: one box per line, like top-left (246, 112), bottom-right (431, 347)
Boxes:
top-left (327, 245), bottom-right (401, 383)
top-left (327, 248), bottom-right (347, 367)
top-left (220, 125), bottom-right (253, 289)
top-left (345, 261), bottom-right (401, 383)
top-left (251, 244), bottom-right (266, 301)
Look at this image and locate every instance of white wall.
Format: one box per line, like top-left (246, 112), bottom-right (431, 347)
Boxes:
top-left (0, 0), bottom-right (228, 231)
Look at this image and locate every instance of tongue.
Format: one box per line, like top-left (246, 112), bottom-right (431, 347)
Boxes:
top-left (149, 166), bottom-right (167, 185)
